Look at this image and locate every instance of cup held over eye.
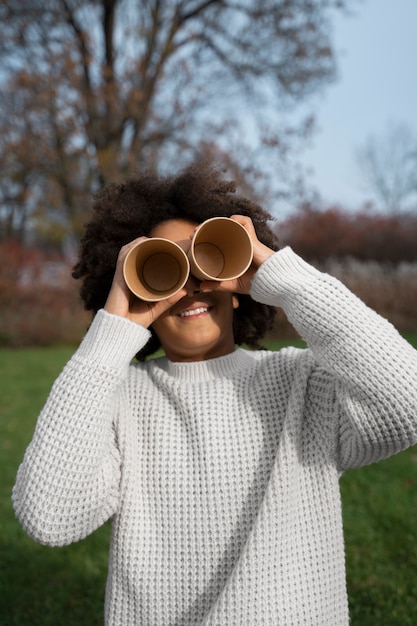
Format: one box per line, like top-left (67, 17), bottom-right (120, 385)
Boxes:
top-left (123, 218), bottom-right (253, 301)
top-left (189, 217), bottom-right (253, 281)
top-left (123, 238), bottom-right (190, 302)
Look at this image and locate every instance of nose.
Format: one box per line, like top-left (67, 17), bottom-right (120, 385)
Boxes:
top-left (185, 274), bottom-right (202, 296)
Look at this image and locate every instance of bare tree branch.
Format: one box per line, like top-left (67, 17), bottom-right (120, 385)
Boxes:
top-left (0, 0), bottom-right (353, 243)
top-left (356, 122), bottom-right (417, 213)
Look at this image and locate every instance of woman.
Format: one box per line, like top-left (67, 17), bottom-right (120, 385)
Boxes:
top-left (13, 162), bottom-right (417, 625)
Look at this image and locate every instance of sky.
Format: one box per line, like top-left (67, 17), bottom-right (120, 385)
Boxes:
top-left (300, 0), bottom-right (417, 210)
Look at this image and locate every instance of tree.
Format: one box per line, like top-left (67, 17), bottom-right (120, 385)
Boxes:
top-left (0, 0), bottom-right (352, 244)
top-left (276, 203), bottom-right (417, 263)
top-left (355, 122), bottom-right (417, 214)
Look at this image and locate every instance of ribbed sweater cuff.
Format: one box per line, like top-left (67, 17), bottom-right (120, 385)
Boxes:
top-left (76, 309), bottom-right (151, 370)
top-left (250, 247), bottom-right (322, 307)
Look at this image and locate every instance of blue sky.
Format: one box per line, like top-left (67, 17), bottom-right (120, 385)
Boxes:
top-left (300, 0), bottom-right (417, 210)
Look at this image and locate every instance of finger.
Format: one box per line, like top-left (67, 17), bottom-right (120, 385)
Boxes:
top-left (230, 215), bottom-right (274, 267)
top-left (229, 214), bottom-right (256, 235)
top-left (128, 285), bottom-right (188, 328)
top-left (118, 236), bottom-right (149, 263)
top-left (146, 287), bottom-right (188, 322)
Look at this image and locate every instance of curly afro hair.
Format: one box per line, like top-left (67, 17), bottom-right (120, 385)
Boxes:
top-left (72, 161), bottom-right (280, 360)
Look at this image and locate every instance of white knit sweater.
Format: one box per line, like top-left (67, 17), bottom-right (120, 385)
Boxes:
top-left (13, 248), bottom-right (417, 625)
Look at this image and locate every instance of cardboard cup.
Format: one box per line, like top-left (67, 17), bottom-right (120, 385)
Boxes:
top-left (189, 217), bottom-right (253, 281)
top-left (123, 238), bottom-right (190, 301)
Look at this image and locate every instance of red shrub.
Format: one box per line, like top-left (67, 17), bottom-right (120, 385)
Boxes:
top-left (0, 240), bottom-right (90, 347)
top-left (277, 205), bottom-right (417, 264)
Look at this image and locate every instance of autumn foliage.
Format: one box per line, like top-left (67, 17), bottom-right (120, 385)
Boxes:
top-left (0, 240), bottom-right (89, 347)
top-left (1, 205), bottom-right (417, 347)
top-left (271, 206), bottom-right (417, 337)
top-left (276, 205), bottom-right (417, 263)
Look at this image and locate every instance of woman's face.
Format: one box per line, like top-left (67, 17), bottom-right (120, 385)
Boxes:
top-left (150, 219), bottom-right (239, 362)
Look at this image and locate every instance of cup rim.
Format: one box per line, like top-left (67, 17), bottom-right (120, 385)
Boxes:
top-left (123, 237), bottom-right (190, 301)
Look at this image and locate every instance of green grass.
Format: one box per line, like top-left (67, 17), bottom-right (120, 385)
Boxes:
top-left (1, 336), bottom-right (416, 625)
top-left (0, 347), bottom-right (111, 626)
top-left (340, 328), bottom-right (417, 624)
top-left (341, 449), bottom-right (417, 624)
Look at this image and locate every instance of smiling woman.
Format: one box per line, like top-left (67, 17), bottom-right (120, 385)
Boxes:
top-left (12, 160), bottom-right (417, 626)
top-left (148, 218), bottom-right (240, 362)
top-left (71, 161), bottom-right (279, 360)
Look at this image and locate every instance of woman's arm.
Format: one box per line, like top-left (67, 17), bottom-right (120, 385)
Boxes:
top-left (12, 310), bottom-right (151, 546)
top-left (250, 247), bottom-right (417, 470)
top-left (13, 231), bottom-right (195, 546)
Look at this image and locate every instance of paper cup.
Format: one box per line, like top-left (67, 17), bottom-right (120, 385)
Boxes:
top-left (123, 238), bottom-right (190, 301)
top-left (189, 217), bottom-right (253, 281)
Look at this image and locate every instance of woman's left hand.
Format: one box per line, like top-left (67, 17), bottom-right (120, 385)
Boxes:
top-left (199, 214), bottom-right (275, 295)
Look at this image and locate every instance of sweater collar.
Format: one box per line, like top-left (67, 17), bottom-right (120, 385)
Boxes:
top-left (150, 348), bottom-right (256, 383)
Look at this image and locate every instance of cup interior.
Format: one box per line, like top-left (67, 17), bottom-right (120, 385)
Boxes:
top-left (123, 238), bottom-right (190, 301)
top-left (190, 218), bottom-right (253, 280)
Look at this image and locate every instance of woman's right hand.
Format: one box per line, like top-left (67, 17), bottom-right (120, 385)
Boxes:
top-left (104, 237), bottom-right (187, 329)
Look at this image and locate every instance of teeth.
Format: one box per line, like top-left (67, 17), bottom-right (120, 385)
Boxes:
top-left (179, 307), bottom-right (209, 317)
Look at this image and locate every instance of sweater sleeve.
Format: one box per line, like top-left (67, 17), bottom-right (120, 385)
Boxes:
top-left (250, 247), bottom-right (417, 470)
top-left (12, 310), bottom-right (151, 546)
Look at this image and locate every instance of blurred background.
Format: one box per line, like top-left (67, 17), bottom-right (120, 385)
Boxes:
top-left (1, 2), bottom-right (416, 624)
top-left (1, 0), bottom-right (416, 347)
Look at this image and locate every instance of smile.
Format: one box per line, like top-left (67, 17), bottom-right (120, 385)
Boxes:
top-left (178, 306), bottom-right (211, 318)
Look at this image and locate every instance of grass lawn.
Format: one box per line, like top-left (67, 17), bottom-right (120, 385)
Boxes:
top-left (1, 335), bottom-right (416, 625)
top-left (0, 347), bottom-right (111, 626)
